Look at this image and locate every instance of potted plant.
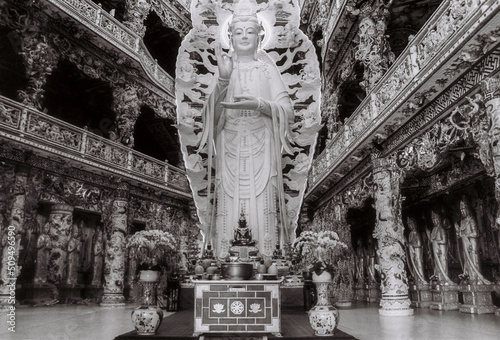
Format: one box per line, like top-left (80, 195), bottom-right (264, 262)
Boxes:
top-left (292, 230), bottom-right (348, 337)
top-left (127, 229), bottom-right (178, 336)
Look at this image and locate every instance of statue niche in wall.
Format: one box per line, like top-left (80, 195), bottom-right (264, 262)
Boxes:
top-left (175, 0), bottom-right (321, 259)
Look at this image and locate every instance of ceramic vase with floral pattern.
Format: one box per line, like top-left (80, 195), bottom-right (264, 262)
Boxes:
top-left (131, 270), bottom-right (164, 335)
top-left (308, 271), bottom-right (339, 336)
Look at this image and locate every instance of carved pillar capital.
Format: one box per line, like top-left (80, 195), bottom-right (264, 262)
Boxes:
top-left (123, 0), bottom-right (152, 38)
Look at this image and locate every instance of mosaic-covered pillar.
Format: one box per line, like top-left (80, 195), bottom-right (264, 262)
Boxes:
top-left (0, 166), bottom-right (28, 309)
top-left (322, 86), bottom-right (340, 142)
top-left (47, 204), bottom-right (74, 284)
top-left (101, 183), bottom-right (129, 307)
top-left (123, 0), bottom-right (151, 38)
top-left (351, 0), bottom-right (395, 93)
top-left (17, 27), bottom-right (60, 110)
top-left (371, 156), bottom-right (413, 316)
top-left (112, 84), bottom-right (141, 147)
top-left (331, 199), bottom-right (355, 306)
top-left (481, 76), bottom-right (500, 317)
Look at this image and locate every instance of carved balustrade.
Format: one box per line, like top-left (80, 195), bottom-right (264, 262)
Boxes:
top-left (0, 95), bottom-right (189, 194)
top-left (45, 0), bottom-right (175, 97)
top-left (308, 0), bottom-right (499, 194)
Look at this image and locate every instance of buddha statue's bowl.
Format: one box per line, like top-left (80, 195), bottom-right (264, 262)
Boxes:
top-left (221, 263), bottom-right (253, 280)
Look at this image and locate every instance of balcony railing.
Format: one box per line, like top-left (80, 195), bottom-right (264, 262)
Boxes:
top-left (0, 95), bottom-right (190, 195)
top-left (307, 0), bottom-right (499, 195)
top-left (176, 0), bottom-right (191, 11)
top-left (46, 0), bottom-right (175, 98)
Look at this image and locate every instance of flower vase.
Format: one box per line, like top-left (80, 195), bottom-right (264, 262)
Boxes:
top-left (131, 270), bottom-right (164, 335)
top-left (308, 271), bottom-right (339, 337)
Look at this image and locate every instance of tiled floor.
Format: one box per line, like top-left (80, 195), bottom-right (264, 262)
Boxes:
top-left (1, 301), bottom-right (498, 340)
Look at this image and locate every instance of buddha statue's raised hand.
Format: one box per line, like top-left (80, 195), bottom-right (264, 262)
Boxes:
top-left (215, 43), bottom-right (233, 80)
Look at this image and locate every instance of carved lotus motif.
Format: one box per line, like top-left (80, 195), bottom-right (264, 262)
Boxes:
top-left (249, 303), bottom-right (262, 313)
top-left (212, 303), bottom-right (225, 314)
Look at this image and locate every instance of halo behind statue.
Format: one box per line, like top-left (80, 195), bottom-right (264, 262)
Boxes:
top-left (175, 0), bottom-right (321, 247)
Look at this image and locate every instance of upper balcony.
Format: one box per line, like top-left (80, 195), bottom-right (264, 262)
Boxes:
top-left (305, 0), bottom-right (500, 203)
top-left (44, 0), bottom-right (178, 101)
top-left (0, 94), bottom-right (190, 198)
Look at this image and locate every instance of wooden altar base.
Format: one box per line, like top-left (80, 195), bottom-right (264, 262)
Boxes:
top-left (115, 308), bottom-right (357, 339)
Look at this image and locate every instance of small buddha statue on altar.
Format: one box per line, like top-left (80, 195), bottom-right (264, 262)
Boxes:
top-left (231, 211), bottom-right (255, 246)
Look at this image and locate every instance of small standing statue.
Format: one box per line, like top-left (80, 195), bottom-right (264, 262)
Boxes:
top-left (34, 222), bottom-right (52, 284)
top-left (66, 222), bottom-right (82, 285)
top-left (430, 210), bottom-right (454, 285)
top-left (91, 229), bottom-right (104, 286)
top-left (365, 237), bottom-right (378, 284)
top-left (456, 198), bottom-right (491, 285)
top-left (355, 239), bottom-right (365, 285)
top-left (232, 210), bottom-right (255, 246)
top-left (407, 217), bottom-right (428, 285)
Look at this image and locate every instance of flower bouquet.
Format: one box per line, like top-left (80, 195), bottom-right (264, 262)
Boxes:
top-left (126, 229), bottom-right (179, 271)
top-left (292, 230), bottom-right (348, 276)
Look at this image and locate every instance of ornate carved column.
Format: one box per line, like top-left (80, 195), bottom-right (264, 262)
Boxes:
top-left (331, 199), bottom-right (355, 307)
top-left (0, 165), bottom-right (28, 309)
top-left (482, 76), bottom-right (500, 227)
top-left (100, 183), bottom-right (129, 307)
top-left (351, 0), bottom-right (395, 93)
top-left (480, 77), bottom-right (500, 315)
top-left (322, 85), bottom-right (340, 142)
top-left (47, 204), bottom-right (74, 284)
top-left (17, 26), bottom-right (60, 110)
top-left (112, 84), bottom-right (141, 147)
top-left (371, 156), bottom-right (413, 316)
top-left (123, 0), bottom-right (152, 38)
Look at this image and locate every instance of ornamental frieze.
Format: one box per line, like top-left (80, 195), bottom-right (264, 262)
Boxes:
top-left (340, 171), bottom-right (374, 209)
top-left (386, 47), bottom-right (500, 154)
top-left (401, 157), bottom-right (486, 203)
top-left (393, 95), bottom-right (488, 173)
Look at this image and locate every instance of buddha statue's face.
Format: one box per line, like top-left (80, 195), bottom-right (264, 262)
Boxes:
top-left (230, 19), bottom-right (260, 56)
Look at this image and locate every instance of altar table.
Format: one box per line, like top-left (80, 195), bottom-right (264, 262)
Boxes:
top-left (192, 279), bottom-right (283, 337)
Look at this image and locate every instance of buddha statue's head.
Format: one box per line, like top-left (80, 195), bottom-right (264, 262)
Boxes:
top-left (431, 210), bottom-right (441, 227)
top-left (238, 210), bottom-right (247, 229)
top-left (229, 0), bottom-right (264, 58)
